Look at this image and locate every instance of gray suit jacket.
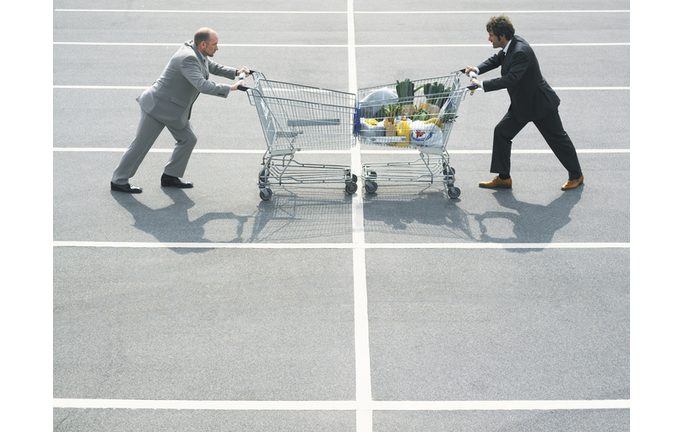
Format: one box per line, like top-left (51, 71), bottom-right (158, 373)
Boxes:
top-left (137, 40), bottom-right (237, 129)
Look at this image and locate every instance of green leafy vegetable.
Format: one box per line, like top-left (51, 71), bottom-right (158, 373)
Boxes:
top-left (396, 79), bottom-right (415, 106)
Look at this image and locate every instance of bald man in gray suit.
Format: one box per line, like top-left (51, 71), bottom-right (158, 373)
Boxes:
top-left (111, 28), bottom-right (249, 193)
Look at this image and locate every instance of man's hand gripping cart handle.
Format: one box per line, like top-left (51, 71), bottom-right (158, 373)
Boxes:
top-left (459, 68), bottom-right (479, 94)
top-left (236, 70), bottom-right (258, 91)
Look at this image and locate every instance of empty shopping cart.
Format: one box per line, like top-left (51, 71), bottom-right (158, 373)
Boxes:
top-left (243, 72), bottom-right (359, 201)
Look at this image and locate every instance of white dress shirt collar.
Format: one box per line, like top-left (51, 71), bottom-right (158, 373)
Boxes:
top-left (503, 38), bottom-right (511, 54)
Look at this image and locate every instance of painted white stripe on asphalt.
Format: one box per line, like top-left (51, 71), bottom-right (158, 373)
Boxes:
top-left (54, 9), bottom-right (348, 14)
top-left (51, 148), bottom-right (269, 153)
top-left (53, 42), bottom-right (629, 48)
top-left (347, 3), bottom-right (372, 430)
top-left (53, 398), bottom-right (630, 411)
top-left (348, 3), bottom-right (372, 431)
top-left (54, 9), bottom-right (630, 14)
top-left (357, 43), bottom-right (629, 48)
top-left (53, 84), bottom-right (630, 90)
top-left (554, 87), bottom-right (630, 90)
top-left (53, 241), bottom-right (630, 249)
top-left (356, 10), bottom-right (630, 14)
top-left (53, 85), bottom-right (148, 89)
top-left (53, 148), bottom-right (631, 154)
top-left (53, 42), bottom-right (347, 47)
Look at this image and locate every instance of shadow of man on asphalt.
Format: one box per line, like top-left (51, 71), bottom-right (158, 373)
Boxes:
top-left (475, 186), bottom-right (584, 251)
top-left (111, 187), bottom-right (249, 253)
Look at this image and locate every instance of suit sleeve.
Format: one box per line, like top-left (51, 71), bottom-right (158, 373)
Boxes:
top-left (477, 51), bottom-right (504, 75)
top-left (180, 56), bottom-right (232, 98)
top-left (207, 59), bottom-right (238, 80)
top-left (481, 50), bottom-right (529, 93)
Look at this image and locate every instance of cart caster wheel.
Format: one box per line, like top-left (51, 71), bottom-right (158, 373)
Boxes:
top-left (447, 186), bottom-right (461, 199)
top-left (365, 180), bottom-right (378, 194)
top-left (351, 174), bottom-right (358, 183)
top-left (345, 181), bottom-right (358, 194)
top-left (259, 188), bottom-right (273, 201)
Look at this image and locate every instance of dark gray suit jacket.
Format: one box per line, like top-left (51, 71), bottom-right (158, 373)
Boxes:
top-left (477, 35), bottom-right (560, 123)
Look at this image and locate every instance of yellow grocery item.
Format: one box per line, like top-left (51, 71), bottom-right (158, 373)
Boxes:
top-left (425, 117), bottom-right (443, 128)
top-left (397, 117), bottom-right (411, 147)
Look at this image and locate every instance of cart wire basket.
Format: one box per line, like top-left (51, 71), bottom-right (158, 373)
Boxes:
top-left (356, 71), bottom-right (471, 199)
top-left (243, 72), bottom-right (359, 201)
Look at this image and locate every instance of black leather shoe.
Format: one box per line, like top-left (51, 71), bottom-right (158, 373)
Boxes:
top-left (161, 173), bottom-right (193, 188)
top-left (111, 182), bottom-right (142, 193)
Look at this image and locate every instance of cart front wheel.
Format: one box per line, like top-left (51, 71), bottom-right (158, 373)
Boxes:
top-left (345, 181), bottom-right (358, 195)
top-left (365, 180), bottom-right (378, 194)
top-left (259, 188), bottom-right (273, 201)
top-left (447, 186), bottom-right (461, 199)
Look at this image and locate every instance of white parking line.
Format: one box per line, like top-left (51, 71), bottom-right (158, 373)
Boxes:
top-left (53, 84), bottom-right (630, 90)
top-left (358, 43), bottom-right (629, 48)
top-left (54, 9), bottom-right (629, 14)
top-left (52, 148), bottom-right (630, 154)
top-left (53, 42), bottom-right (629, 48)
top-left (356, 10), bottom-right (630, 14)
top-left (347, 4), bottom-right (373, 430)
top-left (53, 241), bottom-right (630, 249)
top-left (53, 398), bottom-right (630, 411)
top-left (54, 9), bottom-right (348, 14)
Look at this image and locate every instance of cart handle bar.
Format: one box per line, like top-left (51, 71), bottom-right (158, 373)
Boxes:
top-left (236, 69), bottom-right (259, 91)
top-left (459, 68), bottom-right (479, 91)
top-left (238, 69), bottom-right (479, 92)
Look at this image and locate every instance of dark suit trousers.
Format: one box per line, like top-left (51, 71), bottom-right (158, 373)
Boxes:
top-left (491, 109), bottom-right (583, 180)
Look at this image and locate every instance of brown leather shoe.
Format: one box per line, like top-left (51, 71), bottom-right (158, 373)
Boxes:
top-left (479, 176), bottom-right (512, 189)
top-left (561, 175), bottom-right (584, 190)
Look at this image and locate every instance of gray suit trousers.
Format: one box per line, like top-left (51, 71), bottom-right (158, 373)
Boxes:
top-left (111, 108), bottom-right (197, 185)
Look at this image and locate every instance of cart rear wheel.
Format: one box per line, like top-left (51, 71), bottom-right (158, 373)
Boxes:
top-left (259, 188), bottom-right (273, 201)
top-left (447, 186), bottom-right (461, 199)
top-left (345, 181), bottom-right (358, 194)
top-left (365, 180), bottom-right (378, 194)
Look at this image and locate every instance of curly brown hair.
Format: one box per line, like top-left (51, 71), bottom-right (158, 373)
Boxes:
top-left (486, 15), bottom-right (515, 40)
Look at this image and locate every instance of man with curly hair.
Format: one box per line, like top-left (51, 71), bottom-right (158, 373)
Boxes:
top-left (465, 15), bottom-right (584, 190)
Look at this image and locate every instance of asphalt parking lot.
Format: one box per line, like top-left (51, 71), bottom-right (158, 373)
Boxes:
top-left (49, 1), bottom-right (636, 430)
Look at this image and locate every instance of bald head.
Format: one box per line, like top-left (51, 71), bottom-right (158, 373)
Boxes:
top-left (194, 28), bottom-right (216, 45)
top-left (194, 28), bottom-right (219, 57)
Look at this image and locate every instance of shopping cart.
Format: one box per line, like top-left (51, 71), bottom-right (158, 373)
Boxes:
top-left (356, 71), bottom-right (472, 199)
top-left (242, 72), bottom-right (359, 201)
